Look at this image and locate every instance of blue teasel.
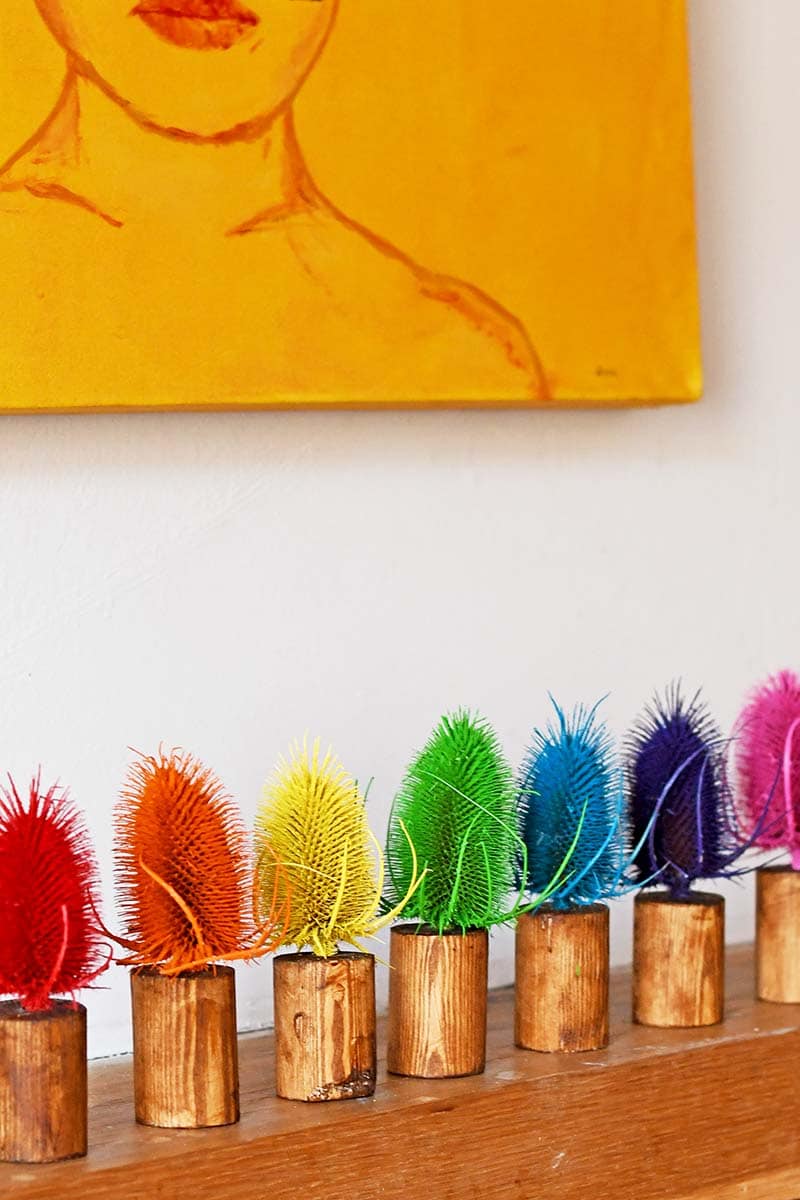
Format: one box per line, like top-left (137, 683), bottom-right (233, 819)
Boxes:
top-left (518, 697), bottom-right (637, 909)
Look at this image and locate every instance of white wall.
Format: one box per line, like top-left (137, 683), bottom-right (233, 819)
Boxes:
top-left (0, 0), bottom-right (796, 1058)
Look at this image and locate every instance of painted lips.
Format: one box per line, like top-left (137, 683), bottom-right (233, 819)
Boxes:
top-left (130, 0), bottom-right (259, 50)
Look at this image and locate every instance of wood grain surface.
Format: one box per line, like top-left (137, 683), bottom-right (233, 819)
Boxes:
top-left (387, 925), bottom-right (488, 1078)
top-left (683, 1167), bottom-right (800, 1200)
top-left (633, 891), bottom-right (724, 1027)
top-left (0, 1002), bottom-right (86, 1163)
top-left (756, 866), bottom-right (800, 1003)
top-left (515, 904), bottom-right (609, 1052)
top-left (131, 967), bottom-right (239, 1128)
top-left (1, 945), bottom-right (799, 1200)
top-left (273, 952), bottom-right (376, 1102)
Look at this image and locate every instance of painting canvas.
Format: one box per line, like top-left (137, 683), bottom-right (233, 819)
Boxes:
top-left (0, 0), bottom-right (701, 411)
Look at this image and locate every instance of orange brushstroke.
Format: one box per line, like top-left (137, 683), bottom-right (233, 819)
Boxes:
top-left (114, 748), bottom-right (289, 975)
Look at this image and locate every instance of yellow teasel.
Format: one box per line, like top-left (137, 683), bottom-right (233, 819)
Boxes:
top-left (256, 738), bottom-right (422, 958)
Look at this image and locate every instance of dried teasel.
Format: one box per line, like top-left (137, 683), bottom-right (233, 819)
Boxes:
top-left (518, 697), bottom-right (639, 908)
top-left (384, 710), bottom-right (533, 934)
top-left (113, 748), bottom-right (289, 975)
top-left (735, 670), bottom-right (800, 868)
top-left (626, 684), bottom-right (755, 898)
top-left (0, 775), bottom-right (109, 1011)
top-left (256, 739), bottom-right (419, 958)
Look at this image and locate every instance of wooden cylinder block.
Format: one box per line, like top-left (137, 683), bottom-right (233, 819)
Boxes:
top-left (633, 891), bottom-right (724, 1028)
top-left (387, 925), bottom-right (488, 1078)
top-left (0, 1000), bottom-right (87, 1163)
top-left (131, 966), bottom-right (239, 1128)
top-left (756, 865), bottom-right (800, 1003)
top-left (273, 952), bottom-right (376, 1102)
top-left (515, 904), bottom-right (610, 1053)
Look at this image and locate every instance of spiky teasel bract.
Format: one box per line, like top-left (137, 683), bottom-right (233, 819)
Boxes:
top-left (114, 748), bottom-right (289, 975)
top-left (735, 670), bottom-right (800, 869)
top-left (0, 776), bottom-right (109, 1011)
top-left (384, 710), bottom-right (552, 934)
top-left (627, 684), bottom-right (751, 899)
top-left (518, 698), bottom-right (638, 909)
top-left (256, 739), bottom-right (419, 958)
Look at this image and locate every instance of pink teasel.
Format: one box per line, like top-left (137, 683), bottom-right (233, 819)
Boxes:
top-left (735, 670), bottom-right (800, 870)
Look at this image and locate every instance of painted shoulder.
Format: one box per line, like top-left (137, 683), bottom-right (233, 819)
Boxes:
top-left (413, 268), bottom-right (548, 400)
top-left (280, 201), bottom-right (549, 400)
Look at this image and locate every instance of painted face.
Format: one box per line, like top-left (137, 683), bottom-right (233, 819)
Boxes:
top-left (34, 0), bottom-right (338, 140)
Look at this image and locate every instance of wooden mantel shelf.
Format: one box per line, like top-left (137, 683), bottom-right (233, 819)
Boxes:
top-left (2, 944), bottom-right (800, 1200)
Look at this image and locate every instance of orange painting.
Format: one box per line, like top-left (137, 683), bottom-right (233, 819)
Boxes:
top-left (0, 0), bottom-right (701, 411)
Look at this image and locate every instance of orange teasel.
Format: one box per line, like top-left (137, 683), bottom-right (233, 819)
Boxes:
top-left (113, 748), bottom-right (289, 975)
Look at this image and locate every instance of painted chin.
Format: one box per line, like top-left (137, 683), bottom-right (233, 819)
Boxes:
top-left (130, 0), bottom-right (259, 50)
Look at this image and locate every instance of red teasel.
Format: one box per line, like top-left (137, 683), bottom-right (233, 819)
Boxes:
top-left (112, 748), bottom-right (290, 975)
top-left (0, 776), bottom-right (109, 1012)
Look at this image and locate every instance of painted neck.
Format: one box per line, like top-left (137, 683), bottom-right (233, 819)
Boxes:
top-left (15, 72), bottom-right (315, 233)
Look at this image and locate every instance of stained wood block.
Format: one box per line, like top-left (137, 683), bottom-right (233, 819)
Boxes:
top-left (515, 904), bottom-right (609, 1052)
top-left (633, 891), bottom-right (724, 1027)
top-left (756, 865), bottom-right (800, 1003)
top-left (131, 966), bottom-right (239, 1128)
top-left (387, 925), bottom-right (488, 1078)
top-left (273, 952), bottom-right (376, 1102)
top-left (2, 947), bottom-right (800, 1200)
top-left (0, 1001), bottom-right (86, 1163)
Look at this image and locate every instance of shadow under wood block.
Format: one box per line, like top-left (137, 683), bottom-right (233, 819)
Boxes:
top-left (273, 952), bottom-right (376, 1102)
top-left (756, 866), bottom-right (800, 1003)
top-left (131, 966), bottom-right (239, 1128)
top-left (515, 904), bottom-right (609, 1052)
top-left (633, 891), bottom-right (724, 1028)
top-left (0, 1001), bottom-right (87, 1163)
top-left (387, 925), bottom-right (488, 1078)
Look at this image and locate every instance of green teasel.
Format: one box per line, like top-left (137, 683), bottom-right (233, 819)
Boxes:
top-left (384, 709), bottom-right (578, 933)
